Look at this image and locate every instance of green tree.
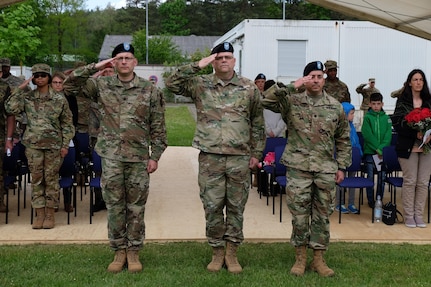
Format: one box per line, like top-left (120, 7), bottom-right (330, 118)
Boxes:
top-left (0, 3), bottom-right (41, 73)
top-left (133, 30), bottom-right (184, 64)
top-left (158, 0), bottom-right (189, 35)
top-left (38, 0), bottom-right (87, 69)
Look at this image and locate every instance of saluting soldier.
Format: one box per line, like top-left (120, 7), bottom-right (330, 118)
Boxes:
top-left (262, 61), bottom-right (351, 277)
top-left (5, 63), bottom-right (75, 229)
top-left (63, 43), bottom-right (167, 274)
top-left (323, 60), bottom-right (351, 103)
top-left (165, 42), bottom-right (265, 274)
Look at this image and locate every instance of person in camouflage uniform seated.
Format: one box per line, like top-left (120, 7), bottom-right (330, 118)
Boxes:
top-left (63, 43), bottom-right (167, 274)
top-left (262, 61), bottom-right (351, 277)
top-left (5, 63), bottom-right (75, 229)
top-left (165, 42), bottom-right (265, 274)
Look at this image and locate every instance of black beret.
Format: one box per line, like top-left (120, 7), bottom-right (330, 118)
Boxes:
top-left (211, 42), bottom-right (234, 55)
top-left (255, 73), bottom-right (266, 81)
top-left (112, 42), bottom-right (135, 58)
top-left (303, 61), bottom-right (324, 76)
top-left (264, 80), bottom-right (275, 91)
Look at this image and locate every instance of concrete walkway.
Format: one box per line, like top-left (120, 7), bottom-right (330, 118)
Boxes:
top-left (1, 146), bottom-right (431, 245)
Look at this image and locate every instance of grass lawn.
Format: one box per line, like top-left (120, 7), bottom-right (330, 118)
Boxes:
top-left (165, 105), bottom-right (195, 146)
top-left (0, 242), bottom-right (430, 286)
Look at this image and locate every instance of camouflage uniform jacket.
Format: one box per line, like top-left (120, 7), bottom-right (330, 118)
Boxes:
top-left (1, 74), bottom-right (24, 89)
top-left (0, 82), bottom-right (12, 139)
top-left (324, 78), bottom-right (351, 103)
top-left (165, 62), bottom-right (265, 159)
top-left (5, 86), bottom-right (75, 150)
top-left (356, 84), bottom-right (380, 110)
top-left (63, 64), bottom-right (167, 163)
top-left (262, 89), bottom-right (351, 173)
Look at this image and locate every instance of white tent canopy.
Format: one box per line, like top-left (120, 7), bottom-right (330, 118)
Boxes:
top-left (307, 0), bottom-right (431, 40)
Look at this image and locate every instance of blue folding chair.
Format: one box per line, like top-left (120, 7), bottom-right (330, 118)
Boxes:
top-left (74, 132), bottom-right (91, 199)
top-left (337, 147), bottom-right (374, 223)
top-left (273, 144), bottom-right (287, 222)
top-left (258, 137), bottom-right (287, 204)
top-left (59, 147), bottom-right (78, 224)
top-left (382, 146), bottom-right (403, 206)
top-left (3, 145), bottom-right (20, 224)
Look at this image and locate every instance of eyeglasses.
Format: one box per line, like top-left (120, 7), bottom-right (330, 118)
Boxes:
top-left (214, 55), bottom-right (234, 61)
top-left (52, 81), bottom-right (63, 84)
top-left (116, 57), bottom-right (135, 62)
top-left (33, 73), bottom-right (48, 78)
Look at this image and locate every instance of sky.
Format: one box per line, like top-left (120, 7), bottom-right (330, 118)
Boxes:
top-left (85, 0), bottom-right (127, 10)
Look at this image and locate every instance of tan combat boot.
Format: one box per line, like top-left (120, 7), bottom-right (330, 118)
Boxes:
top-left (107, 249), bottom-right (127, 273)
top-left (225, 242), bottom-right (242, 274)
top-left (43, 207), bottom-right (55, 229)
top-left (290, 246), bottom-right (307, 276)
top-left (310, 249), bottom-right (335, 277)
top-left (206, 246), bottom-right (225, 272)
top-left (32, 208), bottom-right (45, 229)
top-left (127, 250), bottom-right (143, 273)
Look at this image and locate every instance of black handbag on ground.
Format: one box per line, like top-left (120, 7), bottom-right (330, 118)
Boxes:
top-left (382, 202), bottom-right (404, 225)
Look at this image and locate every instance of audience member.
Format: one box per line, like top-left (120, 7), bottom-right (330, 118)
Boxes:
top-left (165, 42), bottom-right (265, 274)
top-left (51, 71), bottom-right (76, 213)
top-left (391, 69), bottom-right (431, 228)
top-left (361, 92), bottom-right (392, 208)
top-left (262, 61), bottom-right (351, 277)
top-left (335, 102), bottom-right (362, 214)
top-left (63, 43), bottom-right (167, 273)
top-left (5, 64), bottom-right (75, 229)
top-left (262, 80), bottom-right (286, 138)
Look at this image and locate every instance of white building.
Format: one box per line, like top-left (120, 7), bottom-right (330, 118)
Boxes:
top-left (215, 19), bottom-right (431, 112)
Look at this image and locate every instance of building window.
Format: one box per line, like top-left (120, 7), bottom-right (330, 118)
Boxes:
top-left (278, 40), bottom-right (306, 78)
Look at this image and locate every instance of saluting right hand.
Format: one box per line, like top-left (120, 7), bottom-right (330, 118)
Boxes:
top-left (198, 54), bottom-right (217, 69)
top-left (19, 77), bottom-right (32, 90)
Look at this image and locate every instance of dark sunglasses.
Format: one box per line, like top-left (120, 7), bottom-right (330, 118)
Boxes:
top-left (33, 73), bottom-right (48, 79)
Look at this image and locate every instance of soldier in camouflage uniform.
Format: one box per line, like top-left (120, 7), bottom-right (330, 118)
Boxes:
top-left (165, 42), bottom-right (265, 274)
top-left (262, 61), bottom-right (351, 277)
top-left (0, 58), bottom-right (30, 140)
top-left (323, 60), bottom-right (351, 103)
top-left (5, 63), bottom-right (75, 229)
top-left (0, 64), bottom-right (16, 213)
top-left (356, 78), bottom-right (381, 126)
top-left (356, 78), bottom-right (380, 110)
top-left (63, 43), bottom-right (167, 274)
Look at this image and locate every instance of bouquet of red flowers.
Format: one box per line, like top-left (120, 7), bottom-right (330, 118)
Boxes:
top-left (405, 108), bottom-right (431, 131)
top-left (405, 107), bottom-right (431, 150)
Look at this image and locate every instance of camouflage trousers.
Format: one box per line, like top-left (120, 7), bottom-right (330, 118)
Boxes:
top-left (198, 152), bottom-right (250, 247)
top-left (286, 168), bottom-right (336, 250)
top-left (0, 140), bottom-right (5, 201)
top-left (25, 147), bottom-right (62, 209)
top-left (101, 158), bottom-right (150, 251)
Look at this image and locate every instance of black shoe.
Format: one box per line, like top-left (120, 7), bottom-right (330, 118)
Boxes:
top-left (368, 201), bottom-right (375, 208)
top-left (93, 201), bottom-right (106, 212)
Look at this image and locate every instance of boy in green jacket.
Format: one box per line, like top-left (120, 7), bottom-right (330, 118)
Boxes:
top-left (361, 92), bottom-right (393, 207)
